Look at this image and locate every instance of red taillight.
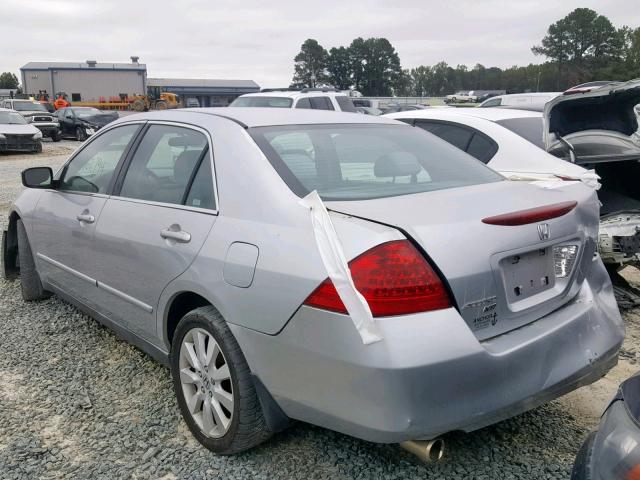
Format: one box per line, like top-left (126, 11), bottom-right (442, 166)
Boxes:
top-left (303, 240), bottom-right (451, 317)
top-left (481, 201), bottom-right (577, 226)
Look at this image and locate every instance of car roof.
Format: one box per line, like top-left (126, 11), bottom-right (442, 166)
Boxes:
top-left (386, 107), bottom-right (541, 123)
top-left (121, 107), bottom-right (402, 128)
top-left (238, 90), bottom-right (349, 99)
top-left (0, 107), bottom-right (19, 112)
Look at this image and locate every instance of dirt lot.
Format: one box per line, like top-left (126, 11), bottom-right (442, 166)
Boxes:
top-left (0, 140), bottom-right (639, 479)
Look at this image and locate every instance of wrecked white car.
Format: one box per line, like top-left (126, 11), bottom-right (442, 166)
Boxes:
top-left (387, 80), bottom-right (640, 270)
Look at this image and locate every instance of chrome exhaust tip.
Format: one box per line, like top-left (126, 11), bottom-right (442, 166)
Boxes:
top-left (400, 439), bottom-right (445, 463)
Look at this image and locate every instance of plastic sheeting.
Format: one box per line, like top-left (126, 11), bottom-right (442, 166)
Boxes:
top-left (299, 191), bottom-right (383, 345)
top-left (502, 168), bottom-right (601, 190)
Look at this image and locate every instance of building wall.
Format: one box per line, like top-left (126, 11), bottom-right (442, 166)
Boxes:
top-left (22, 70), bottom-right (53, 95)
top-left (51, 70), bottom-right (145, 101)
top-left (22, 69), bottom-right (146, 100)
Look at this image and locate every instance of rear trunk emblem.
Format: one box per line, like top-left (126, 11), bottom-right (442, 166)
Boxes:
top-left (538, 223), bottom-right (550, 240)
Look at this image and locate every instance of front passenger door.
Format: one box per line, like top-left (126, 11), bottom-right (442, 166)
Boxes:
top-left (31, 124), bottom-right (141, 307)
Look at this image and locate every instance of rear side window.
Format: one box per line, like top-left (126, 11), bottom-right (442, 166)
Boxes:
top-left (335, 96), bottom-right (357, 112)
top-left (417, 122), bottom-right (472, 151)
top-left (250, 124), bottom-right (502, 201)
top-left (415, 120), bottom-right (498, 163)
top-left (481, 98), bottom-right (501, 107)
top-left (230, 96), bottom-right (293, 108)
top-left (309, 97), bottom-right (334, 111)
top-left (495, 117), bottom-right (544, 148)
top-left (295, 98), bottom-right (312, 109)
top-left (59, 125), bottom-right (139, 194)
top-left (118, 125), bottom-right (211, 206)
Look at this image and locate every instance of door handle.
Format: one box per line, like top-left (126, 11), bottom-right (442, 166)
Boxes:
top-left (76, 213), bottom-right (95, 224)
top-left (160, 228), bottom-right (191, 243)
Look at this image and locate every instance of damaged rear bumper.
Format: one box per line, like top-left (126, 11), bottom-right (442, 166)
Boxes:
top-left (229, 257), bottom-right (624, 443)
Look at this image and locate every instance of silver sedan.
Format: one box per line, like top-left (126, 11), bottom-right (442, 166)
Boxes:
top-left (1, 108), bottom-right (624, 455)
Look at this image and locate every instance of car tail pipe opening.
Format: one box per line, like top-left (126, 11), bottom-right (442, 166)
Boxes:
top-left (400, 439), bottom-right (445, 463)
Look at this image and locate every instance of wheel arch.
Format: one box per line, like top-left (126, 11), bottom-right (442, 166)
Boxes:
top-left (163, 290), bottom-right (214, 351)
top-left (2, 210), bottom-right (21, 279)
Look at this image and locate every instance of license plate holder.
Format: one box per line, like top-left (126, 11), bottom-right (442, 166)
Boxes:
top-left (501, 248), bottom-right (555, 303)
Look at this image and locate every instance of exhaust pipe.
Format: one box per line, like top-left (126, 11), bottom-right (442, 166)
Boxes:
top-left (400, 439), bottom-right (445, 463)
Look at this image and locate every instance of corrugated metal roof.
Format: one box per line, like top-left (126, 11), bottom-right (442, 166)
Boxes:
top-left (21, 61), bottom-right (146, 70)
top-left (148, 78), bottom-right (259, 88)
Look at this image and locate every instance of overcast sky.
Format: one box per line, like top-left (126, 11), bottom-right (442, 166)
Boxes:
top-left (1, 0), bottom-right (638, 88)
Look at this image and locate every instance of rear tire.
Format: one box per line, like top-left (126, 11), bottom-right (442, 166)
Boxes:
top-left (170, 306), bottom-right (272, 454)
top-left (16, 219), bottom-right (50, 301)
top-left (155, 100), bottom-right (168, 110)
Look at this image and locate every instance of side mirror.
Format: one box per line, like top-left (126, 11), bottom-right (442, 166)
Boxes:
top-left (22, 167), bottom-right (54, 189)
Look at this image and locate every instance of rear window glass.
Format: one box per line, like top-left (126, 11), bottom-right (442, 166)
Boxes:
top-left (496, 117), bottom-right (544, 148)
top-left (230, 96), bottom-right (293, 108)
top-left (250, 124), bottom-right (502, 201)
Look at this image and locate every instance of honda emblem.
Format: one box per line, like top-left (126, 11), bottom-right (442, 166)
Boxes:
top-left (537, 223), bottom-right (550, 240)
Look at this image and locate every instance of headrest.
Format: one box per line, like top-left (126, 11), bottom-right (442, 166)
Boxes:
top-left (174, 150), bottom-right (202, 184)
top-left (374, 152), bottom-right (421, 178)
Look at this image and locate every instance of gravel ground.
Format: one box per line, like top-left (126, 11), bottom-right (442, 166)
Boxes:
top-left (1, 141), bottom-right (639, 479)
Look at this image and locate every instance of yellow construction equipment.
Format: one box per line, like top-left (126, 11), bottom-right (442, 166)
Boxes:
top-left (131, 88), bottom-right (180, 112)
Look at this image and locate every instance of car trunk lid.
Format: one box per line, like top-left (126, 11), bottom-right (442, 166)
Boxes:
top-left (328, 180), bottom-right (600, 340)
top-left (543, 79), bottom-right (640, 164)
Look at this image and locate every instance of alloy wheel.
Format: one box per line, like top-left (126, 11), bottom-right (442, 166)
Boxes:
top-left (179, 328), bottom-right (234, 438)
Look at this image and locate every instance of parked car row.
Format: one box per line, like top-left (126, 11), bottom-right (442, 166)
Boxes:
top-left (0, 101), bottom-right (120, 154)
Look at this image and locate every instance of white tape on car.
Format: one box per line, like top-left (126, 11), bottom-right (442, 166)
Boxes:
top-left (299, 190), bottom-right (383, 345)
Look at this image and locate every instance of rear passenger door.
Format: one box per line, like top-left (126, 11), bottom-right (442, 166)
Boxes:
top-left (414, 120), bottom-right (498, 164)
top-left (90, 123), bottom-right (217, 343)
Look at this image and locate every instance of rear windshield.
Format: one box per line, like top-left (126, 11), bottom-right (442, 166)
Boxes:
top-left (230, 96), bottom-right (293, 108)
top-left (250, 124), bottom-right (502, 201)
top-left (495, 117), bottom-right (544, 148)
top-left (13, 102), bottom-right (46, 112)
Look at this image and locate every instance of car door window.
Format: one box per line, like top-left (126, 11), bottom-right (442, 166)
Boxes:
top-left (415, 120), bottom-right (498, 163)
top-left (309, 97), bottom-right (334, 111)
top-left (59, 125), bottom-right (139, 194)
top-left (295, 98), bottom-right (312, 109)
top-left (482, 98), bottom-right (502, 107)
top-left (466, 133), bottom-right (498, 163)
top-left (416, 121), bottom-right (473, 151)
top-left (184, 156), bottom-right (216, 210)
top-left (118, 124), bottom-right (208, 206)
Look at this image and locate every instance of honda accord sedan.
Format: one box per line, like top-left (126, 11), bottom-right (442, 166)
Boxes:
top-left (1, 108), bottom-right (624, 455)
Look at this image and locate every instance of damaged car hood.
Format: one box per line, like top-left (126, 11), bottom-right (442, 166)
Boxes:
top-left (543, 79), bottom-right (640, 163)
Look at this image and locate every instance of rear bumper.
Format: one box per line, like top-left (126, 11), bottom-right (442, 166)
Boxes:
top-left (230, 256), bottom-right (624, 443)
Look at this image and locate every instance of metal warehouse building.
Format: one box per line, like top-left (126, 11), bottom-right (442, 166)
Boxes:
top-left (21, 58), bottom-right (147, 102)
top-left (147, 78), bottom-right (260, 107)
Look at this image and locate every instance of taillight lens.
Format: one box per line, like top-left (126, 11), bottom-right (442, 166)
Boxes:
top-left (303, 240), bottom-right (451, 317)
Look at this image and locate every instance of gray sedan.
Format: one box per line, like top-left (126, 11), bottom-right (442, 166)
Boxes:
top-left (1, 108), bottom-right (625, 456)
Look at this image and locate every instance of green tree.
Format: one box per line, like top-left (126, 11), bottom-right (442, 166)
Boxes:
top-left (393, 69), bottom-right (413, 96)
top-left (357, 38), bottom-right (402, 96)
top-left (410, 66), bottom-right (432, 96)
top-left (327, 46), bottom-right (352, 89)
top-left (0, 72), bottom-right (19, 89)
top-left (292, 39), bottom-right (329, 88)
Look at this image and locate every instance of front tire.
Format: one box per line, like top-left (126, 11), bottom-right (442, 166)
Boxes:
top-left (75, 126), bottom-right (87, 142)
top-left (51, 130), bottom-right (61, 142)
top-left (16, 219), bottom-right (50, 301)
top-left (170, 306), bottom-right (272, 454)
